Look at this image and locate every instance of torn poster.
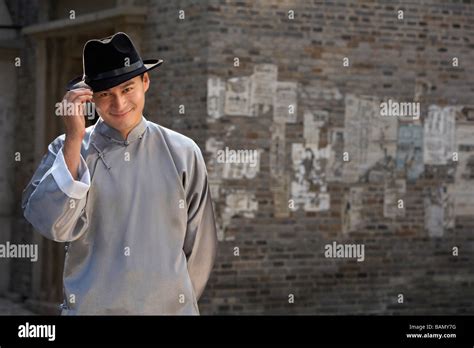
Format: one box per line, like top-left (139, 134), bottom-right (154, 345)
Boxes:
top-left (301, 84), bottom-right (343, 101)
top-left (383, 178), bottom-right (406, 218)
top-left (250, 64), bottom-right (278, 116)
top-left (207, 76), bottom-right (226, 121)
top-left (303, 109), bottom-right (328, 146)
top-left (290, 143), bottom-right (330, 212)
top-left (224, 76), bottom-right (251, 116)
top-left (221, 150), bottom-right (261, 179)
top-left (342, 186), bottom-right (364, 234)
top-left (270, 122), bottom-right (289, 217)
top-left (217, 190), bottom-right (258, 241)
top-left (396, 124), bottom-right (424, 181)
top-left (424, 185), bottom-right (454, 237)
top-left (270, 122), bottom-right (286, 180)
top-left (423, 105), bottom-right (456, 165)
top-left (343, 94), bottom-right (398, 183)
top-left (455, 105), bottom-right (474, 122)
top-left (451, 123), bottom-right (474, 215)
top-left (274, 81), bottom-right (298, 124)
top-left (205, 137), bottom-right (224, 238)
top-left (205, 137), bottom-right (225, 182)
top-left (205, 136), bottom-right (261, 179)
top-left (326, 127), bottom-right (345, 182)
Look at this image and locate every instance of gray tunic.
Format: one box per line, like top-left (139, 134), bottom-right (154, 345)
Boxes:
top-left (22, 116), bottom-right (218, 315)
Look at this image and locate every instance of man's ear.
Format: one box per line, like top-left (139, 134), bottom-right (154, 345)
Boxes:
top-left (143, 72), bottom-right (150, 93)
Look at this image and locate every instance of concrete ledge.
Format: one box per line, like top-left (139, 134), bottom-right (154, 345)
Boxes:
top-left (22, 6), bottom-right (147, 38)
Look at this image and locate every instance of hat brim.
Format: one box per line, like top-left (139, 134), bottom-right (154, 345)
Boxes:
top-left (66, 59), bottom-right (163, 92)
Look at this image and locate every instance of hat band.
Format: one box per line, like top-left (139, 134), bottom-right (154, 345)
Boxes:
top-left (86, 60), bottom-right (144, 82)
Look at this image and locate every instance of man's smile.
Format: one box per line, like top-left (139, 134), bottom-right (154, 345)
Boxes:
top-left (110, 108), bottom-right (133, 118)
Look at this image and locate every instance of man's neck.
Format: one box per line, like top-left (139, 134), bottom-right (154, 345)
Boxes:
top-left (111, 115), bottom-right (143, 140)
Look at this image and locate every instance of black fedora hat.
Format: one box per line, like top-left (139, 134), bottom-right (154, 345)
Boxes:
top-left (67, 32), bottom-right (163, 92)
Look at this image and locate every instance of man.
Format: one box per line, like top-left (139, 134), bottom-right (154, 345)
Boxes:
top-left (22, 32), bottom-right (218, 315)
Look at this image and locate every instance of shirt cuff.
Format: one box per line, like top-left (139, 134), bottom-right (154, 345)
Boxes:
top-left (51, 148), bottom-right (91, 199)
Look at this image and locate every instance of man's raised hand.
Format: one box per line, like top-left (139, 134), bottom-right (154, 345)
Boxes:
top-left (60, 87), bottom-right (93, 141)
top-left (60, 87), bottom-right (93, 180)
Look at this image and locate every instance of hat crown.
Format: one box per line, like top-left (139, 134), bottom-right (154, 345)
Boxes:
top-left (67, 31), bottom-right (163, 92)
top-left (83, 32), bottom-right (142, 80)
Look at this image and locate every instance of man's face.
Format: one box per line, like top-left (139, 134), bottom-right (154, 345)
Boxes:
top-left (92, 73), bottom-right (150, 138)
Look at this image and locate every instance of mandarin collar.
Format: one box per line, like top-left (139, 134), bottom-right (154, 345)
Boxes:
top-left (95, 115), bottom-right (148, 144)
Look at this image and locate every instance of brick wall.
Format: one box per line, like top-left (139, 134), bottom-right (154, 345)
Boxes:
top-left (193, 0), bottom-right (474, 314)
top-left (5, 0), bottom-right (474, 314)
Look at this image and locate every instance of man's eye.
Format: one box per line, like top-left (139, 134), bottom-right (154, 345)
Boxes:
top-left (124, 87), bottom-right (133, 93)
top-left (97, 93), bottom-right (108, 98)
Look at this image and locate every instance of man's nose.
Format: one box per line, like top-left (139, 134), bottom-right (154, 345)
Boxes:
top-left (112, 94), bottom-right (128, 110)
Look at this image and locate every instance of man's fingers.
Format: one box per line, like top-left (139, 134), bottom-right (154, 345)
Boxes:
top-left (65, 88), bottom-right (93, 101)
top-left (66, 88), bottom-right (93, 96)
top-left (57, 95), bottom-right (92, 118)
top-left (70, 87), bottom-right (93, 94)
top-left (71, 94), bottom-right (93, 104)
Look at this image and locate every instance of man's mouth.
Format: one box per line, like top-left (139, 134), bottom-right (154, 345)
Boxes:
top-left (110, 109), bottom-right (133, 117)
